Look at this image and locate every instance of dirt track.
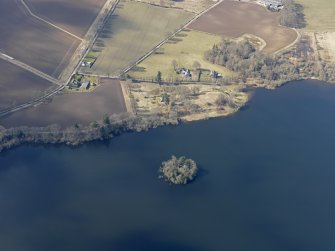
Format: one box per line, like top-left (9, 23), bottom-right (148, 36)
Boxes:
top-left (25, 0), bottom-right (107, 37)
top-left (188, 0), bottom-right (298, 53)
top-left (0, 0), bottom-right (80, 77)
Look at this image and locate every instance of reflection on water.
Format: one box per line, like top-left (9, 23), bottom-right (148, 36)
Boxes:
top-left (1, 80), bottom-right (335, 251)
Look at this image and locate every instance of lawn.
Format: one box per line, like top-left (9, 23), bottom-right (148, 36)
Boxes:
top-left (296, 0), bottom-right (335, 31)
top-left (82, 0), bottom-right (193, 76)
top-left (128, 30), bottom-right (233, 82)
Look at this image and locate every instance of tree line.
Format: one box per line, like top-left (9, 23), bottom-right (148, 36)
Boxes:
top-left (279, 0), bottom-right (306, 29)
top-left (0, 113), bottom-right (179, 153)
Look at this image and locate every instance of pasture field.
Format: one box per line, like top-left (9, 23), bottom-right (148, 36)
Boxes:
top-left (0, 79), bottom-right (126, 128)
top-left (25, 0), bottom-right (108, 37)
top-left (295, 0), bottom-right (335, 31)
top-left (0, 59), bottom-right (56, 111)
top-left (134, 0), bottom-right (214, 14)
top-left (128, 30), bottom-right (232, 81)
top-left (0, 0), bottom-right (80, 78)
top-left (81, 0), bottom-right (193, 76)
top-left (188, 0), bottom-right (297, 53)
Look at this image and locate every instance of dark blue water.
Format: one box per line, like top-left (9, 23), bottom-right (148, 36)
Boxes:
top-left (1, 80), bottom-right (335, 251)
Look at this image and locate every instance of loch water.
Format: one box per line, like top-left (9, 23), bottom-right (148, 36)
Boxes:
top-left (1, 80), bottom-right (335, 251)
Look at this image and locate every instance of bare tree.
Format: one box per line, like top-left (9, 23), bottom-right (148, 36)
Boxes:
top-left (172, 60), bottom-right (178, 70)
top-left (216, 94), bottom-right (228, 108)
top-left (192, 61), bottom-right (201, 71)
top-left (191, 86), bottom-right (200, 96)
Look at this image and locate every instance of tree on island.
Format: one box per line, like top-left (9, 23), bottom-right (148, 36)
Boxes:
top-left (159, 155), bottom-right (198, 185)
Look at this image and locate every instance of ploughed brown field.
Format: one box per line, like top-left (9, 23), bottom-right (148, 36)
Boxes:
top-left (188, 0), bottom-right (298, 53)
top-left (0, 0), bottom-right (80, 77)
top-left (0, 79), bottom-right (127, 128)
top-left (0, 59), bottom-right (56, 110)
top-left (25, 0), bottom-right (107, 37)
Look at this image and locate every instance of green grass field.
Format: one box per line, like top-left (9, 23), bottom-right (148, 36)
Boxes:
top-left (128, 30), bottom-right (233, 81)
top-left (296, 0), bottom-right (335, 31)
top-left (82, 0), bottom-right (193, 76)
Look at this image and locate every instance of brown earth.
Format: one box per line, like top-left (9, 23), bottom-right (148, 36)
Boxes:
top-left (0, 79), bottom-right (127, 128)
top-left (188, 0), bottom-right (298, 53)
top-left (0, 0), bottom-right (80, 77)
top-left (0, 59), bottom-right (56, 110)
top-left (25, 0), bottom-right (107, 37)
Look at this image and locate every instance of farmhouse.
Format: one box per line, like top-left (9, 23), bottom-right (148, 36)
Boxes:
top-left (81, 61), bottom-right (94, 68)
top-left (176, 68), bottom-right (192, 77)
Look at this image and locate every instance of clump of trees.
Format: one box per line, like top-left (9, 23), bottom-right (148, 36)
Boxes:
top-left (159, 155), bottom-right (198, 185)
top-left (205, 39), bottom-right (335, 86)
top-left (205, 40), bottom-right (299, 84)
top-left (279, 0), bottom-right (305, 28)
top-left (216, 93), bottom-right (237, 109)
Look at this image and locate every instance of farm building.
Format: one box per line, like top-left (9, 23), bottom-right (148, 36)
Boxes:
top-left (259, 0), bottom-right (284, 11)
top-left (80, 82), bottom-right (90, 90)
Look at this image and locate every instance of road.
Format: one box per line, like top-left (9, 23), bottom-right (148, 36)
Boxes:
top-left (121, 0), bottom-right (225, 75)
top-left (72, 0), bottom-right (120, 80)
top-left (0, 52), bottom-right (62, 85)
top-left (0, 85), bottom-right (65, 118)
top-left (0, 0), bottom-right (221, 119)
top-left (0, 0), bottom-right (120, 118)
top-left (59, 0), bottom-right (119, 83)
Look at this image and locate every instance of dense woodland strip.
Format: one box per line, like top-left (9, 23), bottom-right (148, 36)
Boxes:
top-left (0, 113), bottom-right (178, 153)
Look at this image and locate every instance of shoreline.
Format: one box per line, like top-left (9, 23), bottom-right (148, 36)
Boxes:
top-left (1, 78), bottom-right (333, 154)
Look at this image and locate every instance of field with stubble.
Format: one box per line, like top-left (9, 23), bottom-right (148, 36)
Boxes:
top-left (81, 0), bottom-right (193, 76)
top-left (0, 79), bottom-right (127, 128)
top-left (0, 59), bottom-right (56, 110)
top-left (0, 0), bottom-right (81, 78)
